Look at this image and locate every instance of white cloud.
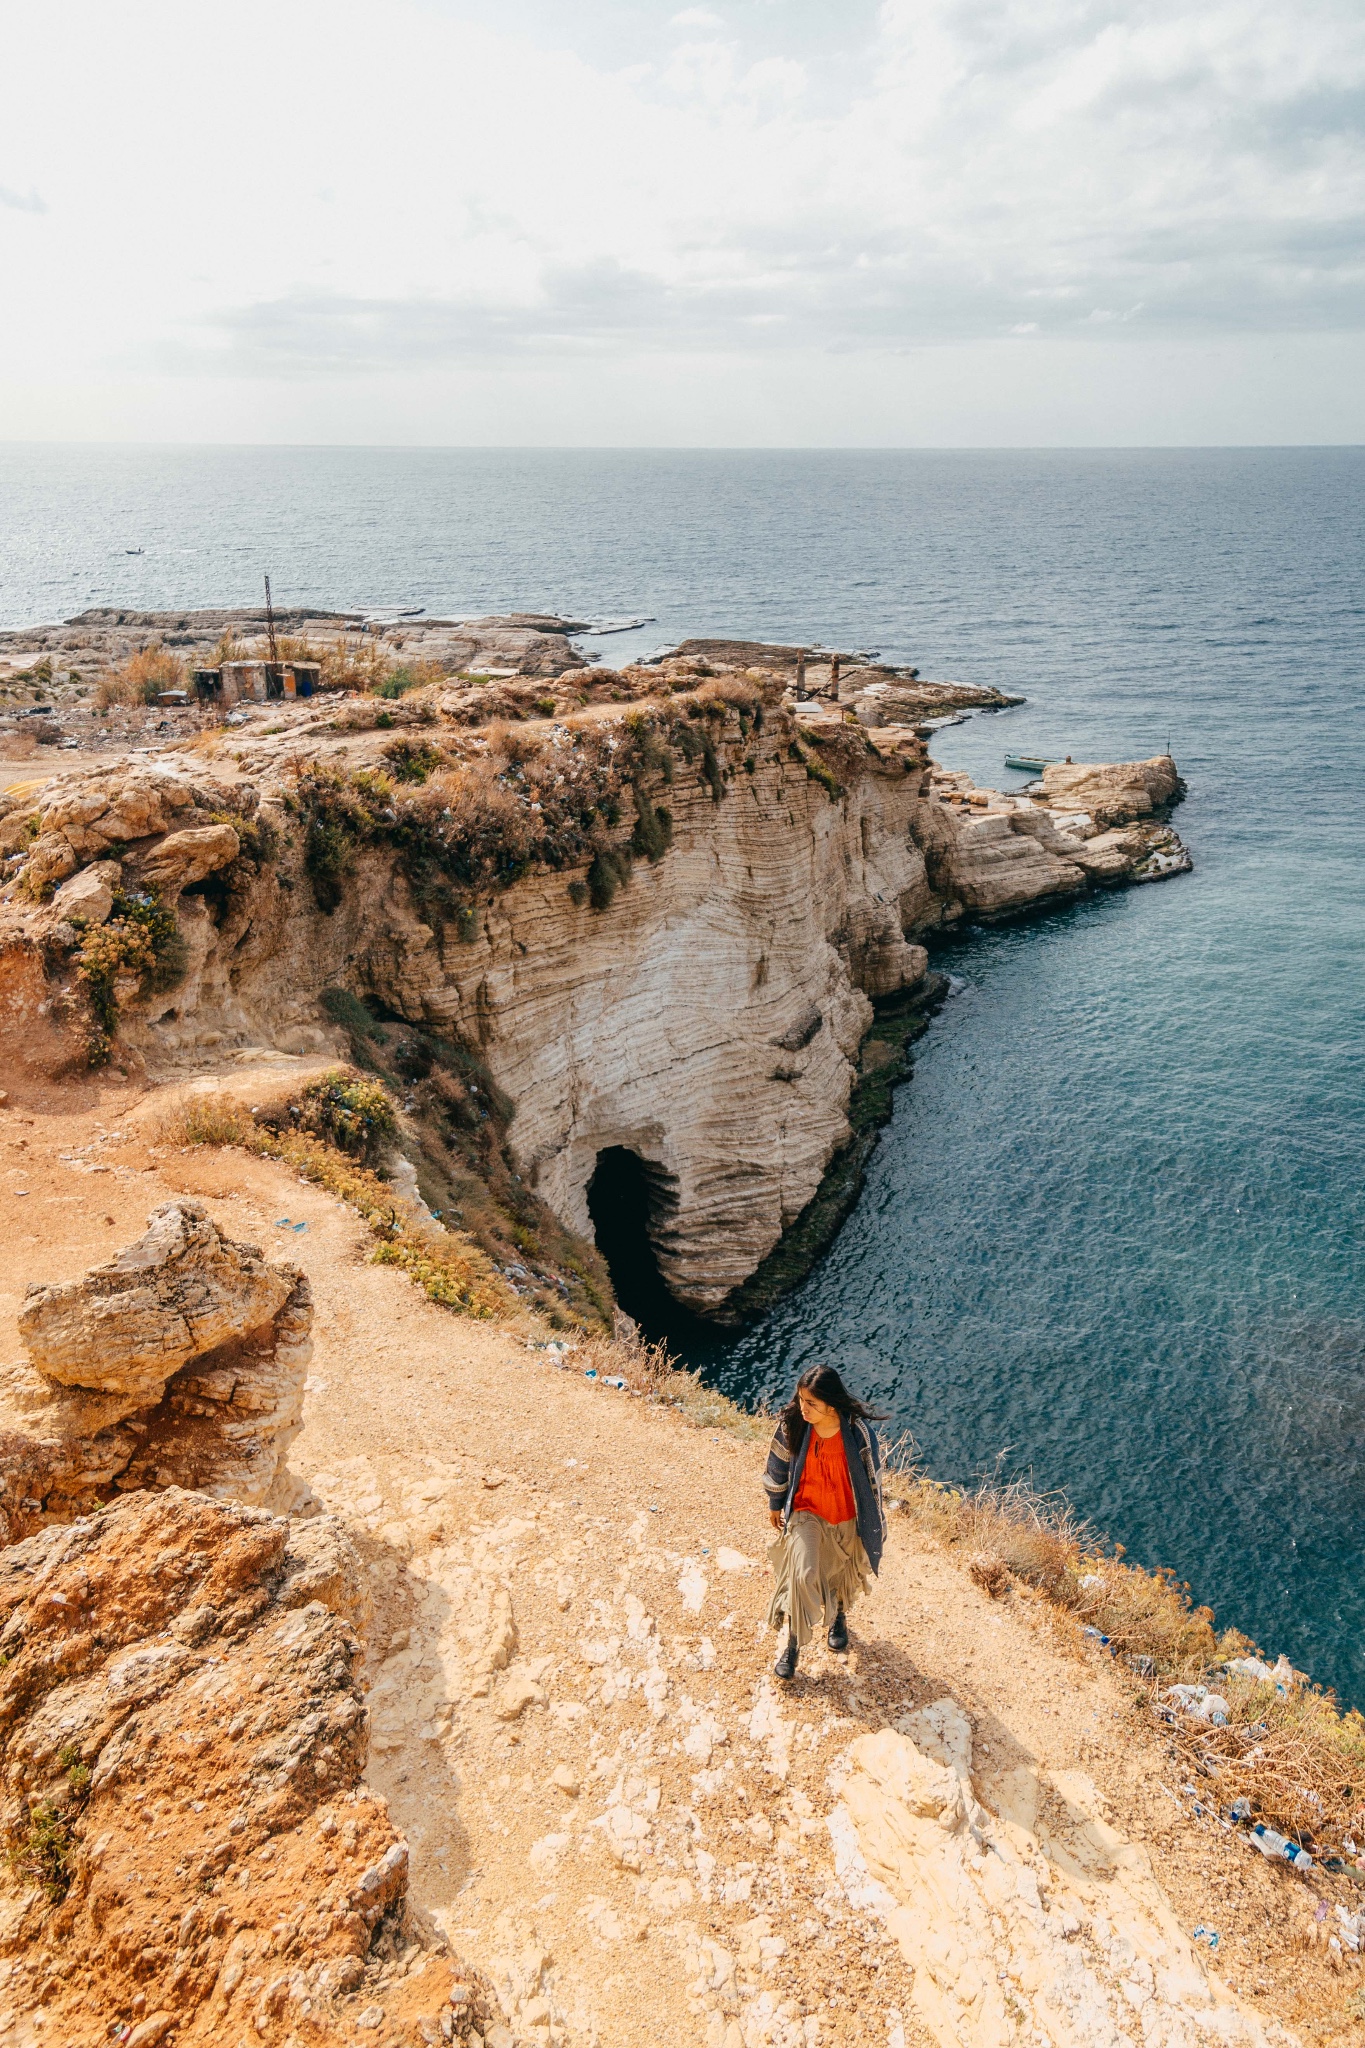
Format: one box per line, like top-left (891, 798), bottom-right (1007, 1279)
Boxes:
top-left (0, 0), bottom-right (1362, 440)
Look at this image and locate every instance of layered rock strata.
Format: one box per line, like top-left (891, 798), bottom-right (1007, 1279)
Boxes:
top-left (0, 661), bottom-right (1189, 1316)
top-left (0, 1487), bottom-right (487, 2046)
top-left (0, 1202), bottom-right (311, 1538)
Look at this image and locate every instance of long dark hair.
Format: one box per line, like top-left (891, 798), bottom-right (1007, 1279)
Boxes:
top-left (781, 1364), bottom-right (884, 1453)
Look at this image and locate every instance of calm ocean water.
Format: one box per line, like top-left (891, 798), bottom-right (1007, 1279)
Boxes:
top-left (2, 444), bottom-right (1362, 1704)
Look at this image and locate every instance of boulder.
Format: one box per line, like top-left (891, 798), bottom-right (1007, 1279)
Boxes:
top-left (52, 859), bottom-right (122, 925)
top-left (138, 821), bottom-right (240, 894)
top-left (23, 831), bottom-right (79, 892)
top-left (0, 1203), bottom-right (312, 1532)
top-left (19, 1200), bottom-right (293, 1400)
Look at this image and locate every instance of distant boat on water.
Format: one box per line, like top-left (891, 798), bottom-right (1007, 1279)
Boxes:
top-left (125, 548), bottom-right (144, 556)
top-left (1005, 753), bottom-right (1055, 773)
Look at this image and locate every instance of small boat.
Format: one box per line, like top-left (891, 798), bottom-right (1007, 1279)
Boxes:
top-left (1005, 754), bottom-right (1054, 773)
top-left (125, 548), bottom-right (144, 556)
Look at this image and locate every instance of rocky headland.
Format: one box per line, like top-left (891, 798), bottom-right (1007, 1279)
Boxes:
top-left (0, 610), bottom-right (1354, 2048)
top-left (0, 619), bottom-right (1188, 1320)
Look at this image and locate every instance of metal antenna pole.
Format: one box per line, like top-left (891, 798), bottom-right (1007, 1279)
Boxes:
top-left (264, 575), bottom-right (279, 664)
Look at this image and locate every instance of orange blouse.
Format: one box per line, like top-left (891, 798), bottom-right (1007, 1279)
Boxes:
top-left (792, 1426), bottom-right (856, 1525)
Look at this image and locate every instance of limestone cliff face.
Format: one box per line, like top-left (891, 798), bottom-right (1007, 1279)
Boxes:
top-left (407, 744), bottom-right (931, 1312)
top-left (0, 679), bottom-right (1188, 1317)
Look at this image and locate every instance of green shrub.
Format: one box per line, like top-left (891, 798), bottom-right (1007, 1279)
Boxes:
top-left (373, 667), bottom-right (422, 700)
top-left (630, 784), bottom-right (673, 863)
top-left (382, 738), bottom-right (443, 785)
top-left (210, 808), bottom-right (279, 866)
top-left (587, 846), bottom-right (632, 910)
top-left (290, 1070), bottom-right (397, 1164)
top-left (75, 889), bottom-right (181, 1063)
top-left (320, 986), bottom-right (384, 1039)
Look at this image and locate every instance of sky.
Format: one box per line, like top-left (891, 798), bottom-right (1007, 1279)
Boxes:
top-left (1, 0), bottom-right (1362, 445)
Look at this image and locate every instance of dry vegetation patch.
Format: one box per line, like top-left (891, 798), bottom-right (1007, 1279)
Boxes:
top-left (163, 1094), bottom-right (513, 1323)
top-left (884, 1445), bottom-right (1365, 1869)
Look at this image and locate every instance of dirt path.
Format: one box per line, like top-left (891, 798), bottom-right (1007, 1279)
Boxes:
top-left (0, 1081), bottom-right (1346, 2046)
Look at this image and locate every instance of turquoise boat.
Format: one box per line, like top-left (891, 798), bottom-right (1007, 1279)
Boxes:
top-left (1004, 754), bottom-right (1054, 773)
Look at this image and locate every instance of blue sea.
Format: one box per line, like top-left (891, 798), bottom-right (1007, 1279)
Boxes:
top-left (2, 444), bottom-right (1362, 1705)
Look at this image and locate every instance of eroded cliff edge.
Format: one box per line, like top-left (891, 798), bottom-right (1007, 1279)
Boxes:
top-left (0, 650), bottom-right (1187, 1320)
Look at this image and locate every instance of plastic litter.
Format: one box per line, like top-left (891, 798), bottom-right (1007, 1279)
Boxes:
top-left (604, 1375), bottom-right (627, 1390)
top-left (293, 1221), bottom-right (307, 1232)
top-left (1230, 1797), bottom-right (1253, 1822)
top-left (1192, 1925), bottom-right (1220, 1951)
top-left (275, 1217), bottom-right (291, 1227)
top-left (1336, 1904), bottom-right (1363, 1952)
top-left (1226, 1654), bottom-right (1295, 1695)
top-left (1249, 1823), bottom-right (1312, 1872)
top-left (1083, 1626), bottom-right (1113, 1651)
top-left (583, 1369), bottom-right (598, 1380)
top-left (1166, 1684), bottom-right (1229, 1726)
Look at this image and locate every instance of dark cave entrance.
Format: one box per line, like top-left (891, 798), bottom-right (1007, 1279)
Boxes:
top-left (586, 1147), bottom-right (703, 1345)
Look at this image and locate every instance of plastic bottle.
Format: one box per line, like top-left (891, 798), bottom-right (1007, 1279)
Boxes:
top-left (1250, 1824), bottom-right (1312, 1871)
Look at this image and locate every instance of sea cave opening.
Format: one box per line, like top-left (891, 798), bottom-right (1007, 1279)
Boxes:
top-left (586, 1146), bottom-right (702, 1346)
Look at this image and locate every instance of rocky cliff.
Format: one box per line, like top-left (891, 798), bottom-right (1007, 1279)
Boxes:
top-left (0, 1202), bottom-right (312, 1540)
top-left (0, 1486), bottom-right (486, 2046)
top-left (0, 651), bottom-right (1188, 1320)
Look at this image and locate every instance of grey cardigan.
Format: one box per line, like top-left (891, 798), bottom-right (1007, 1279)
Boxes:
top-left (762, 1413), bottom-right (886, 1575)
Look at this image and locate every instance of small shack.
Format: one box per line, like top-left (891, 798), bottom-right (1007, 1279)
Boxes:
top-left (195, 659), bottom-right (323, 708)
top-left (220, 662), bottom-right (272, 704)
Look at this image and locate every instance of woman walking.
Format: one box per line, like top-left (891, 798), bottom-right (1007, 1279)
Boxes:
top-left (763, 1365), bottom-right (886, 1680)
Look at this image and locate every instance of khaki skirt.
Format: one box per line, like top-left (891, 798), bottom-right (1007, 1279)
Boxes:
top-left (766, 1511), bottom-right (873, 1648)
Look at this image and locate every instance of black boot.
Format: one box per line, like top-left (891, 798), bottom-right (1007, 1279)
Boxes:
top-left (774, 1630), bottom-right (799, 1680)
top-left (827, 1606), bottom-right (849, 1654)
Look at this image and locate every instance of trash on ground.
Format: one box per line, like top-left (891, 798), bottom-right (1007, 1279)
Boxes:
top-left (1225, 1654), bottom-right (1296, 1694)
top-left (1166, 1683), bottom-right (1229, 1725)
top-left (1249, 1823), bottom-right (1312, 1871)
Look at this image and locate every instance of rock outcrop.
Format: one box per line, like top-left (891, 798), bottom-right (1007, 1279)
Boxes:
top-left (0, 1488), bottom-right (487, 2046)
top-left (0, 656), bottom-right (1189, 1319)
top-left (0, 606), bottom-right (590, 685)
top-left (1041, 755), bottom-right (1184, 825)
top-left (0, 1203), bottom-right (311, 1538)
top-left (834, 1704), bottom-right (1291, 2046)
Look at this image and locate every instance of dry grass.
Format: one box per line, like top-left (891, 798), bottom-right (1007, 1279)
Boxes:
top-left (95, 644), bottom-right (188, 708)
top-left (272, 632), bottom-right (417, 695)
top-left (164, 1091), bottom-right (763, 1434)
top-left (161, 1099), bottom-right (513, 1321)
top-left (882, 1435), bottom-right (1365, 1862)
top-left (208, 629), bottom-right (252, 667)
top-left (559, 1327), bottom-right (769, 1441)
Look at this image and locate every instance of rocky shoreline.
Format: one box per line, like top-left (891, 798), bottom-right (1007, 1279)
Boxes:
top-left (0, 615), bottom-right (1189, 1329)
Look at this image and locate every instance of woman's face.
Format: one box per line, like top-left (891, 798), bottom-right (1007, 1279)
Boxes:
top-left (797, 1386), bottom-right (839, 1429)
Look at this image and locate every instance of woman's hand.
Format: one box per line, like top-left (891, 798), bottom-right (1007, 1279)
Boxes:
top-left (769, 1509), bottom-right (784, 1532)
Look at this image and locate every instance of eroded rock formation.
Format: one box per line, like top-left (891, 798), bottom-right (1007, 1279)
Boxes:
top-left (0, 1203), bottom-right (311, 1538)
top-left (0, 655), bottom-right (1189, 1317)
top-left (0, 1488), bottom-right (488, 2046)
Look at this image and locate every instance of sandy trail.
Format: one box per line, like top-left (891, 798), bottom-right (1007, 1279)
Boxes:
top-left (0, 1081), bottom-right (1336, 2046)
